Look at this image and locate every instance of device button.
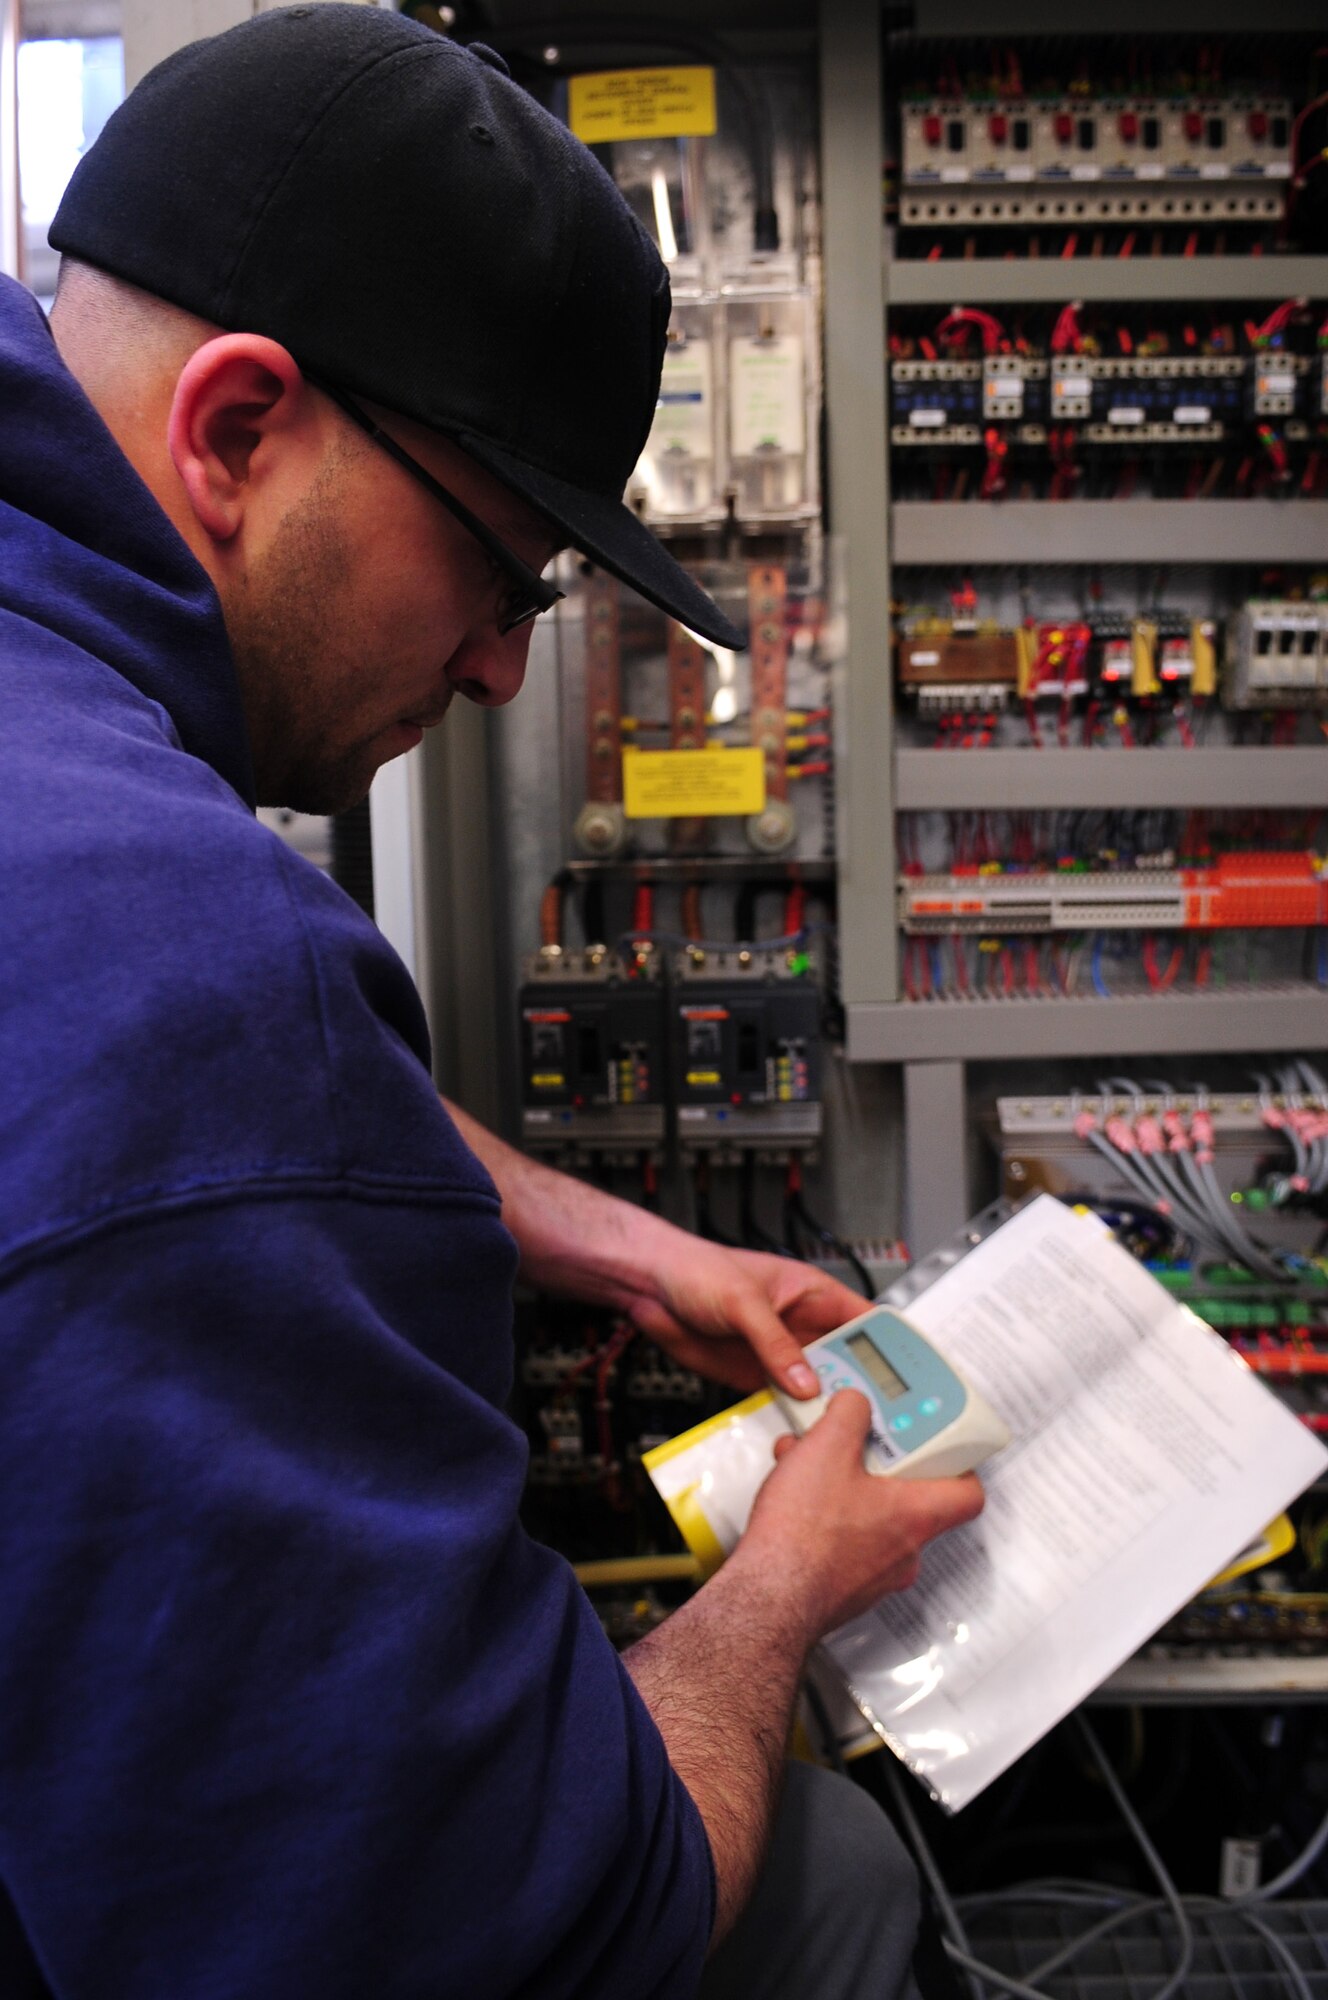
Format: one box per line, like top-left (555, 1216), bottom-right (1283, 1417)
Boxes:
top-left (889, 1413), bottom-right (914, 1433)
top-left (919, 1396), bottom-right (941, 1416)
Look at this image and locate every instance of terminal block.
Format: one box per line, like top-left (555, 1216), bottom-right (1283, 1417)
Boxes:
top-left (671, 946), bottom-right (822, 1155)
top-left (900, 92), bottom-right (1290, 230)
top-left (1225, 599), bottom-right (1328, 708)
top-left (898, 854), bottom-right (1328, 934)
top-left (519, 946), bottom-right (666, 1159)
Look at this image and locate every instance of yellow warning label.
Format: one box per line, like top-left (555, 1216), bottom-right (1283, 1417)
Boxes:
top-left (686, 1071), bottom-right (722, 1087)
top-left (622, 746), bottom-right (765, 820)
top-left (568, 67), bottom-right (717, 144)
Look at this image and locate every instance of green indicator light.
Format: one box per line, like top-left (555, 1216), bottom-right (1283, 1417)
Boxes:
top-left (788, 951), bottom-right (811, 977)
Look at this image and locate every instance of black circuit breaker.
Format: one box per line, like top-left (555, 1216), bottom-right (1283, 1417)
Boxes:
top-left (519, 946), bottom-right (666, 1158)
top-left (670, 946), bottom-right (822, 1155)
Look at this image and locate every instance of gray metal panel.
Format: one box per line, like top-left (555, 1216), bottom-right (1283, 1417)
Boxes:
top-left (896, 747), bottom-right (1328, 812)
top-left (887, 256), bottom-right (1328, 309)
top-left (848, 989), bottom-right (1328, 1063)
top-left (893, 501), bottom-right (1328, 567)
top-left (903, 1061), bottom-right (969, 1259)
top-left (821, 0), bottom-right (896, 1007)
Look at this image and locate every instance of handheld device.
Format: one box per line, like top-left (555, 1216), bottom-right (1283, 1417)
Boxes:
top-left (773, 1304), bottom-right (1011, 1479)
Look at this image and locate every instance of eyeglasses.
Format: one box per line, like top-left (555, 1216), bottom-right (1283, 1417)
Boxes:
top-left (314, 379), bottom-right (565, 636)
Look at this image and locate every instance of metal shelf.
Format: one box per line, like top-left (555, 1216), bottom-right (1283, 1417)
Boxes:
top-left (1095, 1653), bottom-right (1328, 1705)
top-left (895, 747), bottom-right (1328, 812)
top-left (846, 986), bottom-right (1328, 1063)
top-left (886, 254), bottom-right (1328, 308)
top-left (892, 500), bottom-right (1328, 567)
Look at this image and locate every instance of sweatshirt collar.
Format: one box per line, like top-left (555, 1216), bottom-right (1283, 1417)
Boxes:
top-left (0, 275), bottom-right (257, 808)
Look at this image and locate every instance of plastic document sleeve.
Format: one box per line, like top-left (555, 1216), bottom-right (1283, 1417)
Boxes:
top-left (645, 1195), bottom-right (1327, 1811)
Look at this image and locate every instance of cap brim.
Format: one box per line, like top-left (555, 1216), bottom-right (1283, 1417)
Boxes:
top-left (454, 430), bottom-right (746, 652)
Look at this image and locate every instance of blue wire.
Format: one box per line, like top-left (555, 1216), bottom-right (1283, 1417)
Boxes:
top-left (1317, 929), bottom-right (1328, 990)
top-left (929, 942), bottom-right (945, 994)
top-left (1091, 934), bottom-right (1111, 999)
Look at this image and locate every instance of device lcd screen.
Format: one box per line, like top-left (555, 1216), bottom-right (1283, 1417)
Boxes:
top-left (846, 1331), bottom-right (909, 1401)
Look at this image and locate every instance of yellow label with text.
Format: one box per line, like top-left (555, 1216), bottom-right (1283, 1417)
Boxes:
top-left (622, 746), bottom-right (765, 819)
top-left (568, 67), bottom-right (717, 144)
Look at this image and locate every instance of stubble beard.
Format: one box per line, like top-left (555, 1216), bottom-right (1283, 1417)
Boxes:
top-left (223, 462), bottom-right (390, 817)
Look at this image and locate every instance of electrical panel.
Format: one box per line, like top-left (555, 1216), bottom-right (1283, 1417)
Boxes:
top-left (443, 11), bottom-right (1328, 1743)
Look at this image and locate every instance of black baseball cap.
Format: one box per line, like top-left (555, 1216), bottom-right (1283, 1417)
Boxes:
top-left (50, 4), bottom-right (744, 650)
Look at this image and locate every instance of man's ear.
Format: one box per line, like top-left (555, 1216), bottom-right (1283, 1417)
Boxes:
top-left (165, 335), bottom-right (313, 546)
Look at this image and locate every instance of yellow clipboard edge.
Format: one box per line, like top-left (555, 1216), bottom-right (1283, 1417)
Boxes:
top-left (1205, 1512), bottom-right (1296, 1590)
top-left (665, 1484), bottom-right (729, 1580)
top-left (643, 1390), bottom-right (777, 1581)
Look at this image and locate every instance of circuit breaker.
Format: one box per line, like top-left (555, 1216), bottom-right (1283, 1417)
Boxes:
top-left (520, 948), bottom-right (667, 1158)
top-left (670, 946), bottom-right (822, 1153)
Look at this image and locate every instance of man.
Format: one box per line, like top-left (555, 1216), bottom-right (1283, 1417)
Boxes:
top-left (0, 7), bottom-right (983, 1994)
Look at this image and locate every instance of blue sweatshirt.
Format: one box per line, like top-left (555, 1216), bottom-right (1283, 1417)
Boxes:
top-left (0, 274), bottom-right (712, 1999)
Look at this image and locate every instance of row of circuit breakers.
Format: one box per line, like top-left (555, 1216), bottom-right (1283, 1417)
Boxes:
top-left (892, 346), bottom-right (1328, 447)
top-left (900, 95), bottom-right (1292, 229)
top-left (897, 600), bottom-right (1328, 711)
top-left (520, 945), bottom-right (821, 1159)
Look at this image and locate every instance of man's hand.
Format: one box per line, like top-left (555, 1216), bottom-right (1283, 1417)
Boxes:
top-left (626, 1392), bottom-right (984, 1942)
top-left (740, 1388), bottom-right (986, 1635)
top-left (443, 1098), bottom-right (865, 1403)
top-left (615, 1240), bottom-right (865, 1399)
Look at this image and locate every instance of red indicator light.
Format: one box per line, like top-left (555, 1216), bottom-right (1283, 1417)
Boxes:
top-left (1248, 109), bottom-right (1268, 141)
top-left (989, 112), bottom-right (1008, 144)
top-left (1055, 112), bottom-right (1074, 144)
top-left (1118, 111), bottom-right (1138, 142)
top-left (924, 113), bottom-right (943, 146)
top-left (1184, 110), bottom-right (1203, 143)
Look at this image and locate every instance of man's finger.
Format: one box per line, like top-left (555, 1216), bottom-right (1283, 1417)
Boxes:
top-left (894, 1471), bottom-right (986, 1535)
top-left (813, 1386), bottom-right (873, 1442)
top-left (726, 1286), bottom-right (821, 1398)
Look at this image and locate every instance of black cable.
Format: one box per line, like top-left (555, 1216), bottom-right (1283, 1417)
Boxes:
top-left (787, 1188), bottom-right (874, 1298)
top-left (693, 1161), bottom-right (739, 1247)
top-left (740, 1154), bottom-right (791, 1257)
